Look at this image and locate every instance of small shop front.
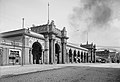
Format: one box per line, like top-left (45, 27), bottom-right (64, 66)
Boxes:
top-left (0, 39), bottom-right (22, 66)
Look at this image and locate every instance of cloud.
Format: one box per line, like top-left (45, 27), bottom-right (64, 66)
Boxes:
top-left (69, 0), bottom-right (120, 33)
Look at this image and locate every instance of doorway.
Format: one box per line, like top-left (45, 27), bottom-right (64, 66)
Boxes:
top-left (55, 43), bottom-right (60, 64)
top-left (69, 49), bottom-right (72, 63)
top-left (32, 41), bottom-right (42, 64)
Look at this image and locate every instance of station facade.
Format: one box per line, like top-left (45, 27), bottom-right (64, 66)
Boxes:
top-left (0, 21), bottom-right (89, 66)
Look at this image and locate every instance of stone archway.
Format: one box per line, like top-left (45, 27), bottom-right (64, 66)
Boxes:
top-left (55, 43), bottom-right (60, 64)
top-left (32, 41), bottom-right (42, 64)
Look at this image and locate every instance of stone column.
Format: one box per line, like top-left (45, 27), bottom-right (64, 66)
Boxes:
top-left (61, 40), bottom-right (67, 64)
top-left (63, 43), bottom-right (66, 64)
top-left (59, 45), bottom-right (62, 64)
top-left (93, 49), bottom-right (96, 63)
top-left (82, 52), bottom-right (84, 63)
top-left (49, 39), bottom-right (54, 64)
top-left (29, 48), bottom-right (32, 64)
top-left (41, 51), bottom-right (43, 64)
top-left (94, 52), bottom-right (96, 63)
top-left (72, 51), bottom-right (74, 63)
top-left (53, 39), bottom-right (55, 64)
top-left (44, 35), bottom-right (49, 64)
top-left (92, 50), bottom-right (94, 63)
top-left (42, 51), bottom-right (44, 64)
top-left (91, 50), bottom-right (93, 63)
top-left (61, 27), bottom-right (68, 64)
top-left (49, 34), bottom-right (56, 64)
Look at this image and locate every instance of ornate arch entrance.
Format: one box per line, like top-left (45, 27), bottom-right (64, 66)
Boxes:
top-left (55, 43), bottom-right (60, 64)
top-left (32, 41), bottom-right (42, 64)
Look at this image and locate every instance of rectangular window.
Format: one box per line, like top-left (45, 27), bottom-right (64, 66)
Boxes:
top-left (9, 49), bottom-right (21, 65)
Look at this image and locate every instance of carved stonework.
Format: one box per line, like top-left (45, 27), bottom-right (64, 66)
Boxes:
top-left (30, 20), bottom-right (68, 40)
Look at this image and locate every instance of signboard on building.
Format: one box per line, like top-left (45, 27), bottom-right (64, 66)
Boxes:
top-left (1, 40), bottom-right (19, 46)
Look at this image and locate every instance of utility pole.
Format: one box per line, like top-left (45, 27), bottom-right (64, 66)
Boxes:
top-left (22, 18), bottom-right (25, 66)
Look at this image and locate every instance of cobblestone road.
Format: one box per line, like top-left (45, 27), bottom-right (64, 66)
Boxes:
top-left (1, 66), bottom-right (120, 82)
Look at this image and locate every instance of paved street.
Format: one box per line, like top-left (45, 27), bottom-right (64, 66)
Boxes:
top-left (1, 63), bottom-right (120, 82)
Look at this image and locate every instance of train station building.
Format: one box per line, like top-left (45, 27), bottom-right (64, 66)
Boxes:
top-left (0, 20), bottom-right (89, 66)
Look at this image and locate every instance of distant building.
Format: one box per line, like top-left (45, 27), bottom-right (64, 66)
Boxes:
top-left (96, 50), bottom-right (109, 59)
top-left (96, 49), bottom-right (109, 63)
top-left (80, 42), bottom-right (96, 63)
top-left (96, 49), bottom-right (120, 63)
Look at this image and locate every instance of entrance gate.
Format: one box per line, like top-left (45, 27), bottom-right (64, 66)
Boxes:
top-left (32, 41), bottom-right (42, 64)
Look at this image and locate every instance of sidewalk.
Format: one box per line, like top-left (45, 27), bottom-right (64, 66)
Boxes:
top-left (0, 64), bottom-right (68, 78)
top-left (0, 63), bottom-right (120, 78)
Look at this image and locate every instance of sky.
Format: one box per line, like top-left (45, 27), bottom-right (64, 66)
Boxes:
top-left (0, 0), bottom-right (120, 50)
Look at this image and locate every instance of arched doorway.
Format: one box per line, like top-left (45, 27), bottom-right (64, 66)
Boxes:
top-left (32, 41), bottom-right (42, 64)
top-left (84, 52), bottom-right (86, 63)
top-left (69, 49), bottom-right (72, 63)
top-left (55, 43), bottom-right (60, 64)
top-left (77, 51), bottom-right (80, 63)
top-left (73, 50), bottom-right (77, 63)
top-left (86, 53), bottom-right (88, 63)
top-left (81, 52), bottom-right (83, 63)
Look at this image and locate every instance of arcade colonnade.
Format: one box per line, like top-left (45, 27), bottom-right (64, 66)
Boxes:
top-left (29, 37), bottom-right (88, 65)
top-left (66, 44), bottom-right (88, 63)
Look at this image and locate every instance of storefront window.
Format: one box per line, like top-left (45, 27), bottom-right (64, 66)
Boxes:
top-left (9, 49), bottom-right (21, 65)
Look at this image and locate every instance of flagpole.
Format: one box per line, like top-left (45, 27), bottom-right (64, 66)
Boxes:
top-left (48, 2), bottom-right (50, 24)
top-left (87, 30), bottom-right (88, 44)
top-left (22, 18), bottom-right (24, 29)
